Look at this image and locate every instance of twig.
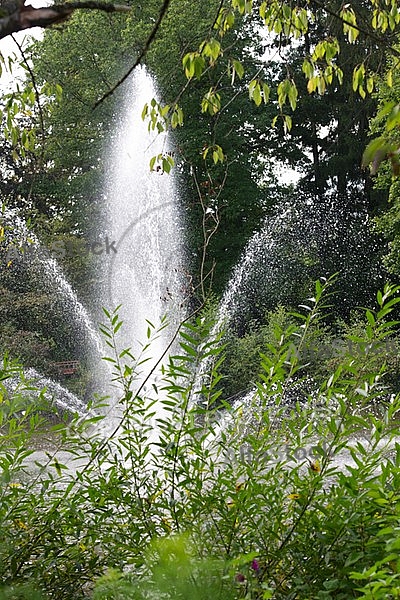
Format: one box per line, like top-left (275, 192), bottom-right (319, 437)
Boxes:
top-left (192, 168), bottom-right (224, 301)
top-left (94, 0), bottom-right (172, 108)
top-left (211, 0), bottom-right (225, 33)
top-left (11, 33), bottom-right (45, 204)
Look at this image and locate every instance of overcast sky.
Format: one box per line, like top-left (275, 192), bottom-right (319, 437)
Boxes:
top-left (0, 1), bottom-right (49, 90)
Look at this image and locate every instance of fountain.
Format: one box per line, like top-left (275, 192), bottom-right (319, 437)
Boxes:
top-left (101, 66), bottom-right (185, 389)
top-left (0, 68), bottom-right (186, 423)
top-left (0, 69), bottom-right (379, 426)
top-left (0, 208), bottom-right (106, 415)
top-left (0, 208), bottom-right (103, 360)
top-left (216, 194), bottom-right (382, 335)
top-left (3, 366), bottom-right (87, 417)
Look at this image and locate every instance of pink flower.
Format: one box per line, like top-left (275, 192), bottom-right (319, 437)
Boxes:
top-left (235, 573), bottom-right (245, 582)
top-left (251, 559), bottom-right (260, 572)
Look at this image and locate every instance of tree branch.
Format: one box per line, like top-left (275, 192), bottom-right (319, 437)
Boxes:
top-left (0, 1), bottom-right (131, 40)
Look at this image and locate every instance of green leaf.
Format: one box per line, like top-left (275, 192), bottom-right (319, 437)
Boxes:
top-left (287, 82), bottom-right (298, 111)
top-left (284, 114), bottom-right (292, 132)
top-left (366, 310), bottom-right (375, 328)
top-left (262, 82), bottom-right (270, 103)
top-left (362, 136), bottom-right (394, 175)
top-left (386, 104), bottom-right (400, 132)
top-left (202, 38), bottom-right (221, 63)
top-left (231, 58), bottom-right (244, 82)
top-left (180, 342), bottom-right (197, 357)
top-left (249, 79), bottom-right (262, 106)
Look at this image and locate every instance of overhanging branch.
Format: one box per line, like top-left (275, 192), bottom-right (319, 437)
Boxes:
top-left (0, 1), bottom-right (131, 40)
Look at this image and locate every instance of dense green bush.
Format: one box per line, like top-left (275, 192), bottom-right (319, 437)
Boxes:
top-left (219, 306), bottom-right (297, 401)
top-left (221, 301), bottom-right (400, 401)
top-left (1, 280), bottom-right (400, 599)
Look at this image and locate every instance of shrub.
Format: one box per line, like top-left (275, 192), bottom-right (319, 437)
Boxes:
top-left (0, 279), bottom-right (400, 599)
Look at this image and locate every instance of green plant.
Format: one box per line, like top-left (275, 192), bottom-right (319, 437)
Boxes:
top-left (0, 280), bottom-right (400, 599)
top-left (220, 306), bottom-right (298, 401)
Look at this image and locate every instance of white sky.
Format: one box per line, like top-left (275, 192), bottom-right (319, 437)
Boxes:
top-left (0, 1), bottom-right (49, 90)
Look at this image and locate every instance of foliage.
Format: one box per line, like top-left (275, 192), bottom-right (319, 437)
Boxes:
top-left (28, 10), bottom-right (127, 229)
top-left (1, 0), bottom-right (397, 321)
top-left (221, 300), bottom-right (400, 401)
top-left (371, 54), bottom-right (400, 280)
top-left (123, 0), bottom-right (400, 177)
top-left (92, 537), bottom-right (233, 600)
top-left (0, 280), bottom-right (400, 599)
top-left (220, 306), bottom-right (298, 401)
top-left (251, 3), bottom-right (386, 202)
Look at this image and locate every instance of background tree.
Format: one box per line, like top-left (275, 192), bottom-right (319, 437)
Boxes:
top-left (370, 50), bottom-right (400, 279)
top-left (1, 0), bottom-right (400, 371)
